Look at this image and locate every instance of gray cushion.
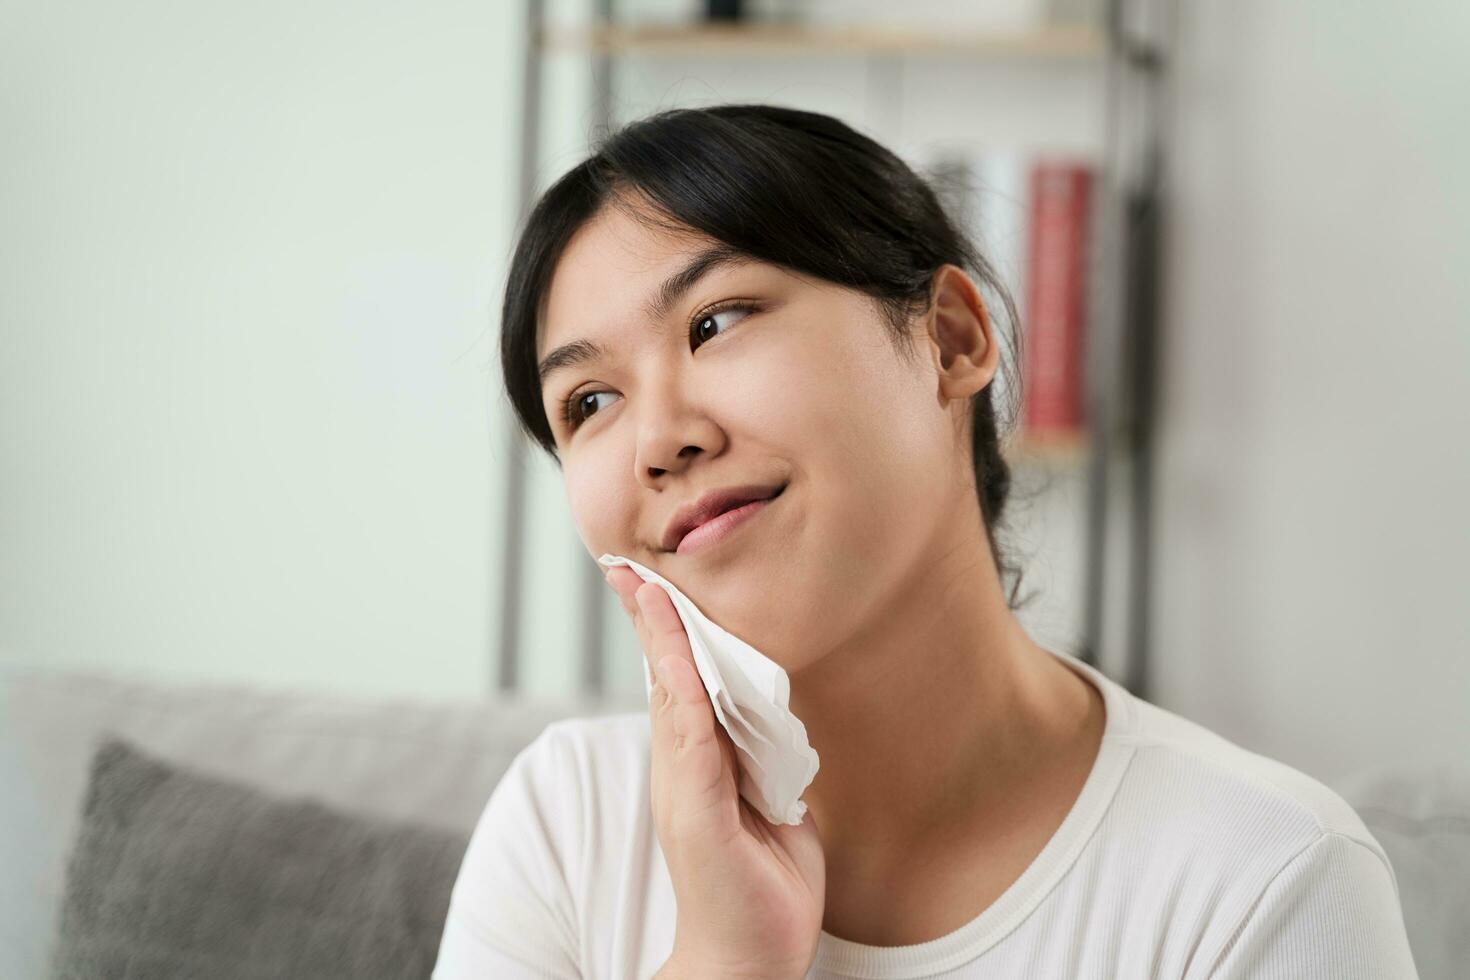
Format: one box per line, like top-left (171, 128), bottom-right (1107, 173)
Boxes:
top-left (50, 737), bottom-right (470, 980)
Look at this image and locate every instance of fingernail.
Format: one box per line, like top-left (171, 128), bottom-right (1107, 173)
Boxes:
top-left (655, 655), bottom-right (673, 684)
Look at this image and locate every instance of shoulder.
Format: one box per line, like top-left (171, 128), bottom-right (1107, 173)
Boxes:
top-left (1096, 692), bottom-right (1416, 975)
top-left (1120, 695), bottom-right (1384, 856)
top-left (437, 714), bottom-right (650, 979)
top-left (1103, 690), bottom-right (1405, 925)
top-left (435, 712), bottom-right (653, 979)
top-left (1201, 828), bottom-right (1418, 978)
top-left (539, 710), bottom-right (651, 752)
top-left (1072, 653), bottom-right (1383, 871)
top-left (533, 711), bottom-right (651, 785)
top-left (503, 712), bottom-right (653, 841)
top-left (463, 711), bottom-right (650, 855)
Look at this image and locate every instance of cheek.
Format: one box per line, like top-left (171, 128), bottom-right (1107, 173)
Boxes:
top-left (756, 329), bottom-right (931, 473)
top-left (781, 336), bottom-right (944, 544)
top-left (564, 462), bottom-right (634, 551)
top-left (746, 335), bottom-right (911, 526)
top-left (734, 329), bottom-right (864, 445)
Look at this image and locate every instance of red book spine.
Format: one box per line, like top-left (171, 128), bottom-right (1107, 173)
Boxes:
top-left (1022, 161), bottom-right (1092, 435)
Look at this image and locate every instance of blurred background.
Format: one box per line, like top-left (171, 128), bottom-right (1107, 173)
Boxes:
top-left (6, 0), bottom-right (1467, 778)
top-left (2, 1), bottom-right (1468, 974)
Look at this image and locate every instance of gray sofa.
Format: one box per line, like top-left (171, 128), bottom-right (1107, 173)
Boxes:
top-left (1, 665), bottom-right (1464, 979)
top-left (0, 665), bottom-right (646, 979)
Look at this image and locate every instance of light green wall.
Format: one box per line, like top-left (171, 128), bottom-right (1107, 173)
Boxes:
top-left (0, 0), bottom-right (522, 701)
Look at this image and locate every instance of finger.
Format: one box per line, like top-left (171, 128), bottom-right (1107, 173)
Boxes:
top-left (634, 581), bottom-right (696, 683)
top-left (602, 570), bottom-right (676, 810)
top-left (633, 581), bottom-right (691, 763)
top-left (603, 567), bottom-right (644, 625)
top-left (599, 568), bottom-right (685, 827)
top-left (603, 568), bottom-right (655, 683)
top-left (603, 565), bottom-right (641, 611)
top-left (638, 588), bottom-right (738, 842)
top-left (646, 656), bottom-right (674, 819)
top-left (659, 654), bottom-right (739, 842)
top-left (626, 579), bottom-right (681, 689)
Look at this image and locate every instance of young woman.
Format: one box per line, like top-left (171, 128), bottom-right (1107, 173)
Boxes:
top-left (433, 104), bottom-right (1418, 979)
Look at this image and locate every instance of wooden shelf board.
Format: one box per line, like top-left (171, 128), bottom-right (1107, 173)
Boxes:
top-left (539, 22), bottom-right (1106, 60)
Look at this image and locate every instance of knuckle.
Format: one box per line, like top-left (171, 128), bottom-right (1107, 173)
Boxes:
top-left (671, 701), bottom-right (712, 742)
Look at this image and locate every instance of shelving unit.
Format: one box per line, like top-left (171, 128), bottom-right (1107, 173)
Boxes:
top-left (539, 22), bottom-right (1107, 59)
top-left (498, 0), bottom-right (1169, 701)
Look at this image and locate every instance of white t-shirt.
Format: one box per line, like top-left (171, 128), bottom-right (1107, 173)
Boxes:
top-left (432, 648), bottom-right (1419, 979)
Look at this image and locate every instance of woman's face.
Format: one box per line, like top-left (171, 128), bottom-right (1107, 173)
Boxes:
top-left (537, 202), bottom-right (991, 670)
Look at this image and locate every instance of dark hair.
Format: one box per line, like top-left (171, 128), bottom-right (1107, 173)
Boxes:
top-left (499, 103), bottom-right (1031, 608)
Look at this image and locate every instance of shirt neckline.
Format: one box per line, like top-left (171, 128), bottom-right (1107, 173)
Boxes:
top-left (809, 647), bottom-right (1138, 979)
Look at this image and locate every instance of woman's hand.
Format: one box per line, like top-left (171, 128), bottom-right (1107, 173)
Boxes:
top-left (604, 565), bottom-right (826, 980)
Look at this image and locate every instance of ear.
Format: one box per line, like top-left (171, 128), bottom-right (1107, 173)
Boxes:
top-left (924, 264), bottom-right (1001, 410)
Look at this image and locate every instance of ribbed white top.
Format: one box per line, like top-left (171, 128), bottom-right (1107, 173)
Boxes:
top-left (434, 649), bottom-right (1419, 979)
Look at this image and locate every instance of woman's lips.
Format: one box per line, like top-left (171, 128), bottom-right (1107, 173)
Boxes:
top-left (676, 487), bottom-right (783, 556)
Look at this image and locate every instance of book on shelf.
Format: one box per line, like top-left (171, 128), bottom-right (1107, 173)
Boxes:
top-left (1023, 159), bottom-right (1091, 436)
top-left (914, 145), bottom-right (1094, 447)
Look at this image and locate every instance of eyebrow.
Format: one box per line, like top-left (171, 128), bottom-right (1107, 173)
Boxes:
top-left (537, 243), bottom-right (752, 390)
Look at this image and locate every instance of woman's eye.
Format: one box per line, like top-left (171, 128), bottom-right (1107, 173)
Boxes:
top-left (690, 302), bottom-right (755, 350)
top-left (562, 389), bottom-right (618, 432)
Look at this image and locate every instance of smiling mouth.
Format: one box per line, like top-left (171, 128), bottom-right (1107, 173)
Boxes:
top-left (674, 483), bottom-right (787, 556)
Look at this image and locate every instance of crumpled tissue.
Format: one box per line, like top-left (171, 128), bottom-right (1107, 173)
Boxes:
top-left (598, 553), bottom-right (820, 826)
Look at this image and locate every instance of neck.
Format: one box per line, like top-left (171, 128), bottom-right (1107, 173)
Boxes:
top-left (786, 502), bottom-right (1093, 876)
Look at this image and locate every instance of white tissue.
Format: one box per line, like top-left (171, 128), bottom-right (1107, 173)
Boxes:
top-left (599, 553), bottom-right (820, 826)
